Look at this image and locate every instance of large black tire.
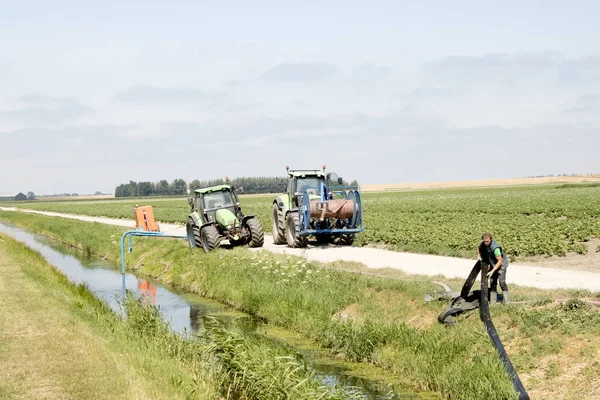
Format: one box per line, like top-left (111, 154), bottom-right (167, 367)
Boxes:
top-left (271, 203), bottom-right (286, 244)
top-left (333, 232), bottom-right (355, 246)
top-left (200, 225), bottom-right (221, 253)
top-left (285, 212), bottom-right (308, 248)
top-left (316, 235), bottom-right (332, 245)
top-left (186, 218), bottom-right (202, 248)
top-left (245, 218), bottom-right (264, 248)
top-left (229, 237), bottom-right (245, 247)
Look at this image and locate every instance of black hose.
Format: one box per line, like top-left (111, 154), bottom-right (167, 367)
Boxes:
top-left (460, 260), bottom-right (481, 299)
top-left (479, 262), bottom-right (530, 400)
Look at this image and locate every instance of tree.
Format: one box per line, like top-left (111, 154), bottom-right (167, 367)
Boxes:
top-left (114, 184), bottom-right (128, 197)
top-left (128, 181), bottom-right (137, 197)
top-left (171, 179), bottom-right (187, 195)
top-left (157, 180), bottom-right (169, 195)
top-left (137, 181), bottom-right (153, 196)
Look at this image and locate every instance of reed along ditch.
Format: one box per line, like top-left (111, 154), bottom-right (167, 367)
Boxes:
top-left (0, 221), bottom-right (437, 400)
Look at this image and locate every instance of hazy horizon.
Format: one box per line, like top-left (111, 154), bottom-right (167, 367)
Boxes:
top-left (2, 1), bottom-right (599, 195)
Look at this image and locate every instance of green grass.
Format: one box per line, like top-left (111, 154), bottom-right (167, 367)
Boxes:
top-left (0, 230), bottom-right (373, 400)
top-left (3, 183), bottom-right (599, 259)
top-left (0, 232), bottom-right (220, 399)
top-left (123, 293), bottom-right (365, 400)
top-left (3, 210), bottom-right (600, 399)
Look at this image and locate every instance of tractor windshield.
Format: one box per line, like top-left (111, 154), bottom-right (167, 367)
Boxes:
top-left (204, 190), bottom-right (234, 209)
top-left (297, 177), bottom-right (324, 194)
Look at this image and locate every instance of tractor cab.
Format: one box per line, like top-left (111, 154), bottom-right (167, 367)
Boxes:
top-left (285, 166), bottom-right (345, 207)
top-left (188, 184), bottom-right (242, 227)
top-left (291, 176), bottom-right (323, 196)
top-left (203, 188), bottom-right (236, 215)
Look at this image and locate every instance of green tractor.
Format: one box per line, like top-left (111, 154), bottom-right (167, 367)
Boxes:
top-left (271, 165), bottom-right (363, 248)
top-left (186, 179), bottom-right (264, 252)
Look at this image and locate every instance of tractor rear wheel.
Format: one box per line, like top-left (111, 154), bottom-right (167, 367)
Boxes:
top-left (200, 225), bottom-right (221, 253)
top-left (186, 218), bottom-right (202, 248)
top-left (246, 218), bottom-right (264, 248)
top-left (285, 212), bottom-right (308, 248)
top-left (271, 203), bottom-right (286, 244)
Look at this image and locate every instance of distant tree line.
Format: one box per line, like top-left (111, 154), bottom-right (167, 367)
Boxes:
top-left (114, 179), bottom-right (187, 197)
top-left (114, 176), bottom-right (360, 197)
top-left (517, 173), bottom-right (598, 178)
top-left (44, 193), bottom-right (81, 197)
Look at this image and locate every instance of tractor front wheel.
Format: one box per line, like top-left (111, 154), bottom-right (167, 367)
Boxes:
top-left (245, 218), bottom-right (264, 248)
top-left (186, 218), bottom-right (202, 248)
top-left (200, 225), bottom-right (221, 253)
top-left (285, 212), bottom-right (308, 248)
top-left (271, 203), bottom-right (286, 244)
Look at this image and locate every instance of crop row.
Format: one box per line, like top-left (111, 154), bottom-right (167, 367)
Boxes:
top-left (3, 184), bottom-right (599, 259)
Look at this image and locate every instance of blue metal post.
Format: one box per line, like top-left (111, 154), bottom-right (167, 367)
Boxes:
top-left (120, 230), bottom-right (187, 274)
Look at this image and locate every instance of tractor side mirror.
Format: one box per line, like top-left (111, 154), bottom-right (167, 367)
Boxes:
top-left (337, 177), bottom-right (343, 184)
top-left (188, 197), bottom-right (194, 206)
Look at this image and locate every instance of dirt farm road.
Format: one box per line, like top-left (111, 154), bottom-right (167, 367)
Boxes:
top-left (2, 207), bottom-right (600, 293)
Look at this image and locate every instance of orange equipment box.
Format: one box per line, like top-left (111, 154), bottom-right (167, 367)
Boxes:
top-left (134, 206), bottom-right (160, 232)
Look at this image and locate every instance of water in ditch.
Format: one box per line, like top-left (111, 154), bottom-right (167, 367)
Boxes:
top-left (0, 221), bottom-right (437, 399)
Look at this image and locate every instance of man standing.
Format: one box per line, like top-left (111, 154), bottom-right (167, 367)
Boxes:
top-left (478, 232), bottom-right (510, 304)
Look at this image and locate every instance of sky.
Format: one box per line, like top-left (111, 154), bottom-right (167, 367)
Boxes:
top-left (1, 1), bottom-right (599, 195)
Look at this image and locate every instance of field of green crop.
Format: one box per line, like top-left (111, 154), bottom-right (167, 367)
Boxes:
top-left (3, 183), bottom-right (599, 259)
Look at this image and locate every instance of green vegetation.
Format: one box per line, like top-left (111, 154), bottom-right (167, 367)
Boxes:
top-left (5, 183), bottom-right (600, 259)
top-left (123, 293), bottom-right (364, 400)
top-left (356, 184), bottom-right (600, 259)
top-left (2, 210), bottom-right (600, 399)
top-left (0, 231), bottom-right (376, 400)
top-left (0, 233), bottom-right (220, 399)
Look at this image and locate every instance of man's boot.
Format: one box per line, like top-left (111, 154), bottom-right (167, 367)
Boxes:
top-left (502, 291), bottom-right (510, 305)
top-left (490, 291), bottom-right (497, 305)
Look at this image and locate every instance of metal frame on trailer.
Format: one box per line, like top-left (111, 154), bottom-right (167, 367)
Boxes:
top-left (298, 183), bottom-right (364, 236)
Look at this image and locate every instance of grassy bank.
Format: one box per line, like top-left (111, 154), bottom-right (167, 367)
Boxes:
top-left (0, 231), bottom-right (374, 400)
top-left (0, 232), bottom-right (220, 399)
top-left (2, 210), bottom-right (600, 399)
